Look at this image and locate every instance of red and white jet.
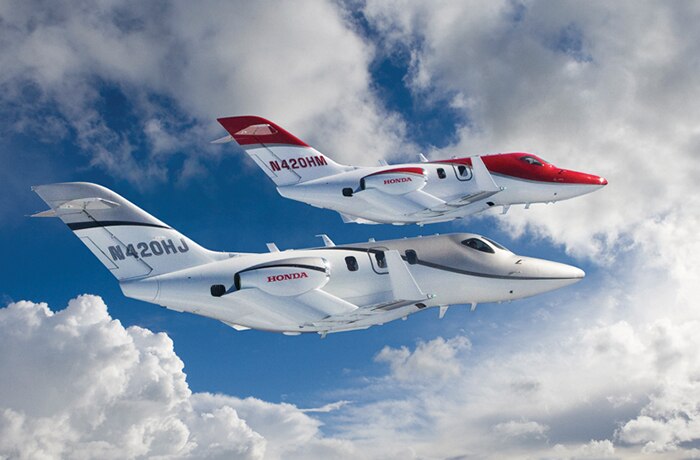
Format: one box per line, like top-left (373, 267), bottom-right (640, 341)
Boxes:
top-left (215, 116), bottom-right (607, 225)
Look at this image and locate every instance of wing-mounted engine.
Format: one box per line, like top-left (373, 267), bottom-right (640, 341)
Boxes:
top-left (234, 257), bottom-right (329, 297)
top-left (359, 167), bottom-right (427, 195)
top-left (353, 167), bottom-right (447, 217)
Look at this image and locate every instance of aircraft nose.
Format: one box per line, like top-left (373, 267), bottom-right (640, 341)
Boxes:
top-left (558, 168), bottom-right (607, 186)
top-left (552, 263), bottom-right (585, 280)
top-left (525, 258), bottom-right (585, 286)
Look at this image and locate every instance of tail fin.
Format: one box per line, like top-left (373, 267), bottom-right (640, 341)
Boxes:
top-left (216, 116), bottom-right (348, 186)
top-left (32, 182), bottom-right (224, 281)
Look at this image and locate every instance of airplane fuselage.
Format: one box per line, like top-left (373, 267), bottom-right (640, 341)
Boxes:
top-left (121, 233), bottom-right (583, 334)
top-left (278, 154), bottom-right (607, 225)
top-left (215, 116), bottom-right (607, 226)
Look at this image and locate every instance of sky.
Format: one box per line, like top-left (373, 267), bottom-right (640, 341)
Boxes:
top-left (1, 0), bottom-right (699, 458)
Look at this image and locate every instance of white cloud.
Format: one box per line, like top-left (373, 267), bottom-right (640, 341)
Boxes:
top-left (316, 251), bottom-right (698, 458)
top-left (374, 336), bottom-right (470, 383)
top-left (300, 400), bottom-right (351, 414)
top-left (302, 7), bottom-right (700, 452)
top-left (2, 272), bottom-right (698, 459)
top-left (491, 419), bottom-right (549, 439)
top-left (363, 0), bottom-right (700, 262)
top-left (550, 439), bottom-right (617, 459)
top-left (4, 2), bottom-right (700, 459)
top-left (0, 0), bottom-right (407, 184)
top-left (0, 295), bottom-right (356, 460)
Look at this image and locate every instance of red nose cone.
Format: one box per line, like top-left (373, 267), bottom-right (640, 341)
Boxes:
top-left (560, 170), bottom-right (608, 185)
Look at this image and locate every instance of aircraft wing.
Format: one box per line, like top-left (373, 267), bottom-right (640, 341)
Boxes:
top-left (220, 250), bottom-right (432, 335)
top-left (353, 188), bottom-right (447, 216)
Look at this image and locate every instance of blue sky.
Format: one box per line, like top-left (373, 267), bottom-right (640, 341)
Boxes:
top-left (1, 1), bottom-right (699, 458)
top-left (0, 4), bottom-right (586, 405)
top-left (2, 74), bottom-right (584, 404)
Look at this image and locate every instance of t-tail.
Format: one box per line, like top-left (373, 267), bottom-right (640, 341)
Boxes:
top-left (215, 116), bottom-right (349, 186)
top-left (32, 182), bottom-right (228, 281)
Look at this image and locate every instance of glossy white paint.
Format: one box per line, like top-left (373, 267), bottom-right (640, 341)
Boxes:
top-left (216, 116), bottom-right (607, 225)
top-left (34, 182), bottom-right (585, 336)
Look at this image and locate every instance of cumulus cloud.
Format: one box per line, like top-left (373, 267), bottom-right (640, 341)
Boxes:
top-left (491, 419), bottom-right (549, 440)
top-left (308, 6), bottom-right (700, 450)
top-left (0, 0), bottom-right (407, 184)
top-left (362, 0), bottom-right (700, 262)
top-left (374, 336), bottom-right (470, 383)
top-left (0, 295), bottom-right (356, 459)
top-left (4, 2), bottom-right (700, 459)
top-left (313, 248), bottom-right (697, 458)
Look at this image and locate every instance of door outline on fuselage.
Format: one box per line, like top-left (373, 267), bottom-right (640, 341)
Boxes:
top-left (367, 247), bottom-right (390, 275)
top-left (453, 164), bottom-right (473, 181)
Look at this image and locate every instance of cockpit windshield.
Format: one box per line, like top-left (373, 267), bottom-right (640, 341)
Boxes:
top-left (520, 155), bottom-right (547, 166)
top-left (482, 236), bottom-right (509, 251)
top-left (461, 238), bottom-right (495, 254)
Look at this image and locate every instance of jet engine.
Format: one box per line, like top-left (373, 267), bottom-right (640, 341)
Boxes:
top-left (360, 167), bottom-right (426, 195)
top-left (234, 257), bottom-right (329, 296)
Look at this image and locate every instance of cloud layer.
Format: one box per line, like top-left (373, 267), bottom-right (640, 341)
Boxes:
top-left (3, 1), bottom-right (700, 458)
top-left (363, 0), bottom-right (700, 261)
top-left (1, 0), bottom-right (407, 185)
top-left (3, 271), bottom-right (697, 460)
top-left (330, 259), bottom-right (699, 458)
top-left (0, 296), bottom-right (356, 460)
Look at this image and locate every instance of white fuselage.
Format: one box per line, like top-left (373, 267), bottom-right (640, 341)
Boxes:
top-left (277, 162), bottom-right (604, 224)
top-left (121, 233), bottom-right (583, 334)
top-left (33, 181), bottom-right (588, 337)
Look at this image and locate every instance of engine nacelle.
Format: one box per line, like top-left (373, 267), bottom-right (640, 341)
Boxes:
top-left (234, 257), bottom-right (329, 297)
top-left (360, 167), bottom-right (426, 195)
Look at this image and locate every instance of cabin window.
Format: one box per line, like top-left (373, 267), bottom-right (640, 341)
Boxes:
top-left (520, 156), bottom-right (544, 166)
top-left (437, 168), bottom-right (446, 179)
top-left (210, 284), bottom-right (226, 297)
top-left (345, 256), bottom-right (359, 271)
top-left (374, 251), bottom-right (387, 268)
top-left (405, 249), bottom-right (418, 265)
top-left (461, 238), bottom-right (495, 254)
top-left (342, 187), bottom-right (354, 197)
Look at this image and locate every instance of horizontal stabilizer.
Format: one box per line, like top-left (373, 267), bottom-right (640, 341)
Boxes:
top-left (210, 134), bottom-right (234, 144)
top-left (31, 209), bottom-right (57, 218)
top-left (217, 116), bottom-right (309, 147)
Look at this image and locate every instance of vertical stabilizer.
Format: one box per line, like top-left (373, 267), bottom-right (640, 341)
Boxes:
top-left (32, 182), bottom-right (225, 281)
top-left (217, 116), bottom-right (349, 186)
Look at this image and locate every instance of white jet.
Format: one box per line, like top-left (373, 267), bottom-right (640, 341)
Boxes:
top-left (214, 116), bottom-right (608, 225)
top-left (33, 182), bottom-right (584, 336)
